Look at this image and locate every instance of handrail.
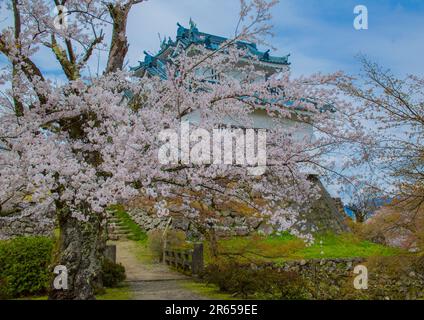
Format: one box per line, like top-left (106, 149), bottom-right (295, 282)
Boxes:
top-left (163, 243), bottom-right (204, 275)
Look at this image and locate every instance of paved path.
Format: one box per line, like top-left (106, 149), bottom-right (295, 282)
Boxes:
top-left (115, 240), bottom-right (208, 300)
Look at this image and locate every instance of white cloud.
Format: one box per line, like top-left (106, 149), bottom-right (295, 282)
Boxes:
top-left (126, 0), bottom-right (240, 68)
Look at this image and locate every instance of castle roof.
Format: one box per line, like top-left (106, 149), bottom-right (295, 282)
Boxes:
top-left (131, 20), bottom-right (290, 79)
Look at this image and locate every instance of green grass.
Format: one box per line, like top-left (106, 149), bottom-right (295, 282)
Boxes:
top-left (180, 280), bottom-right (237, 300)
top-left (131, 240), bottom-right (156, 264)
top-left (109, 205), bottom-right (148, 242)
top-left (16, 285), bottom-right (132, 300)
top-left (15, 295), bottom-right (48, 300)
top-left (297, 233), bottom-right (399, 260)
top-left (207, 232), bottom-right (401, 263)
top-left (96, 284), bottom-right (132, 300)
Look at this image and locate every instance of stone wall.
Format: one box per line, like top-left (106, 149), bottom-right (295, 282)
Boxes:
top-left (0, 210), bottom-right (55, 240)
top-left (127, 208), bottom-right (169, 231)
top-left (127, 208), bottom-right (263, 238)
top-left (126, 175), bottom-right (350, 238)
top-left (297, 175), bottom-right (350, 234)
top-left (250, 257), bottom-right (424, 300)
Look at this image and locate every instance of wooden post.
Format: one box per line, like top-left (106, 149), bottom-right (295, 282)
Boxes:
top-left (191, 243), bottom-right (204, 275)
top-left (104, 244), bottom-right (116, 263)
top-left (162, 217), bottom-right (172, 263)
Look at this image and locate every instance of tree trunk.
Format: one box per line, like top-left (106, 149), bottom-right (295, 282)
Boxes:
top-left (106, 4), bottom-right (130, 74)
top-left (48, 208), bottom-right (107, 300)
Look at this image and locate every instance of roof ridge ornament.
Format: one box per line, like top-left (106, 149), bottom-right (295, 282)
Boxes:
top-left (188, 18), bottom-right (199, 41)
top-left (189, 18), bottom-right (197, 30)
top-left (160, 37), bottom-right (167, 50)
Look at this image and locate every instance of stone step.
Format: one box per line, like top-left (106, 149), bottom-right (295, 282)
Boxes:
top-left (106, 211), bottom-right (140, 241)
top-left (114, 234), bottom-right (129, 239)
top-left (109, 229), bottom-right (129, 236)
top-left (108, 221), bottom-right (127, 227)
top-left (109, 222), bottom-right (125, 228)
top-left (114, 229), bottom-right (131, 234)
top-left (109, 234), bottom-right (128, 241)
top-left (109, 232), bottom-right (128, 238)
top-left (108, 220), bottom-right (127, 227)
top-left (108, 224), bottom-right (130, 232)
top-left (111, 222), bottom-right (127, 228)
top-left (110, 224), bottom-right (130, 230)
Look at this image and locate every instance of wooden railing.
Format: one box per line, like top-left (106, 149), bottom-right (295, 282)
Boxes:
top-left (164, 243), bottom-right (204, 275)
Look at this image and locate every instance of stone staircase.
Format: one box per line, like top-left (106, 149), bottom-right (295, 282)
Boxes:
top-left (107, 211), bottom-right (132, 241)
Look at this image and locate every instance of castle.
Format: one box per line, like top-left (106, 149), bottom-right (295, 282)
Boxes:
top-left (127, 20), bottom-right (349, 236)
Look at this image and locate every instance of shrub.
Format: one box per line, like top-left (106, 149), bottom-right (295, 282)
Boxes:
top-left (0, 237), bottom-right (54, 299)
top-left (148, 229), bottom-right (186, 261)
top-left (102, 259), bottom-right (126, 288)
top-left (203, 260), bottom-right (309, 299)
top-left (359, 205), bottom-right (424, 251)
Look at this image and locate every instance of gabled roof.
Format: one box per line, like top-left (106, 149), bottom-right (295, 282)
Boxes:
top-left (131, 20), bottom-right (290, 79)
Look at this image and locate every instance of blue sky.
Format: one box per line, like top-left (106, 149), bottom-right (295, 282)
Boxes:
top-left (1, 0), bottom-right (423, 79)
top-left (124, 0), bottom-right (424, 77)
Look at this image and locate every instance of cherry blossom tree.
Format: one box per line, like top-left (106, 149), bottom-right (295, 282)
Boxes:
top-left (339, 57), bottom-right (424, 247)
top-left (0, 0), bottom-right (363, 299)
top-left (340, 57), bottom-right (424, 207)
